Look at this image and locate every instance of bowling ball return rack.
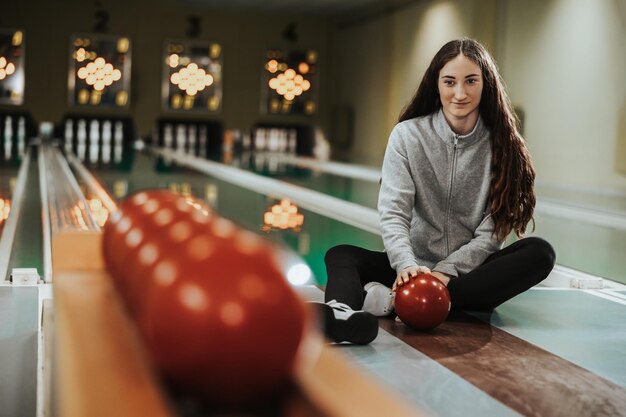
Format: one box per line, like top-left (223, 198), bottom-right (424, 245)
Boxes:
top-left (38, 142), bottom-right (424, 417)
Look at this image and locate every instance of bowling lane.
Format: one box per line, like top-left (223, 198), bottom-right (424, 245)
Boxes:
top-left (470, 288), bottom-right (626, 387)
top-left (299, 286), bottom-right (626, 417)
top-left (74, 150), bottom-right (383, 284)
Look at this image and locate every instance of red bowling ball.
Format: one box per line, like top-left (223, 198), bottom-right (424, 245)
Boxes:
top-left (395, 273), bottom-right (451, 330)
top-left (102, 190), bottom-right (316, 406)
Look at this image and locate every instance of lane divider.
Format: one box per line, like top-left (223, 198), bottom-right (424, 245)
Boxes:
top-left (154, 148), bottom-right (381, 235)
top-left (258, 152), bottom-right (382, 183)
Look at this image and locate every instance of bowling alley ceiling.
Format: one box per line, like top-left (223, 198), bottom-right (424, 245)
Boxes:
top-left (183, 0), bottom-right (416, 15)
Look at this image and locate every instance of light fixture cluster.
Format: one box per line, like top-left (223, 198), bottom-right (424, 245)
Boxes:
top-left (170, 63), bottom-right (214, 96)
top-left (0, 57), bottom-right (16, 80)
top-left (268, 68), bottom-right (311, 101)
top-left (74, 47), bottom-right (97, 62)
top-left (265, 59), bottom-right (287, 74)
top-left (77, 57), bottom-right (122, 91)
top-left (168, 53), bottom-right (181, 68)
top-left (263, 199), bottom-right (304, 231)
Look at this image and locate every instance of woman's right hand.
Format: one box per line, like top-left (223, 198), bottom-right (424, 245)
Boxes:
top-left (393, 265), bottom-right (432, 291)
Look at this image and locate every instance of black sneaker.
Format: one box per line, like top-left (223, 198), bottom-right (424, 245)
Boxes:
top-left (314, 300), bottom-right (378, 345)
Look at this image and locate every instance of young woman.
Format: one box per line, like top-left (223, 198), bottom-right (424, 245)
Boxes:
top-left (317, 38), bottom-right (556, 345)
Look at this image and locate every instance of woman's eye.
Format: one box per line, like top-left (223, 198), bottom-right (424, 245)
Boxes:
top-left (467, 79), bottom-right (477, 84)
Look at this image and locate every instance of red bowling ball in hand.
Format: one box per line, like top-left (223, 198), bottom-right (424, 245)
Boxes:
top-left (395, 273), bottom-right (451, 330)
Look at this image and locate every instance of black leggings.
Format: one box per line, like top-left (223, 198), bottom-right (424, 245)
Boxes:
top-left (324, 237), bottom-right (556, 311)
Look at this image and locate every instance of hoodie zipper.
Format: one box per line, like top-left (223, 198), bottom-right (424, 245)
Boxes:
top-left (444, 135), bottom-right (459, 255)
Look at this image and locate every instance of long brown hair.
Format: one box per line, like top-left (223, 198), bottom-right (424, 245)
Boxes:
top-left (399, 38), bottom-right (535, 240)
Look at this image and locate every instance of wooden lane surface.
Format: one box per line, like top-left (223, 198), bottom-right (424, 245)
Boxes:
top-left (380, 311), bottom-right (626, 417)
top-left (51, 231), bottom-right (425, 417)
top-left (52, 229), bottom-right (175, 417)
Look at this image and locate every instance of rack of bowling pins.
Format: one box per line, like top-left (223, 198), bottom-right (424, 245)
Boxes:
top-left (60, 116), bottom-right (132, 167)
top-left (229, 127), bottom-right (299, 154)
top-left (153, 119), bottom-right (224, 158)
top-left (0, 113), bottom-right (33, 163)
top-left (154, 123), bottom-right (312, 157)
top-left (252, 125), bottom-right (316, 156)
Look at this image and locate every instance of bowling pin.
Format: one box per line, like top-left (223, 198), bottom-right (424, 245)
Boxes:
top-left (176, 124), bottom-right (186, 153)
top-left (3, 116), bottom-right (11, 160)
top-left (268, 128), bottom-right (277, 152)
top-left (89, 120), bottom-right (100, 163)
top-left (103, 120), bottom-right (112, 144)
top-left (288, 129), bottom-right (297, 155)
top-left (163, 124), bottom-right (173, 149)
top-left (17, 117), bottom-right (25, 158)
top-left (77, 119), bottom-right (87, 161)
top-left (275, 129), bottom-right (281, 152)
top-left (255, 128), bottom-right (266, 151)
top-left (114, 121), bottom-right (124, 147)
top-left (64, 119), bottom-right (74, 154)
top-left (4, 115), bottom-right (13, 141)
top-left (114, 121), bottom-right (123, 163)
top-left (242, 131), bottom-right (251, 151)
top-left (277, 128), bottom-right (284, 152)
top-left (102, 121), bottom-right (111, 142)
top-left (77, 119), bottom-right (87, 143)
top-left (199, 125), bottom-right (207, 157)
top-left (276, 129), bottom-right (283, 153)
top-left (102, 120), bottom-right (112, 164)
top-left (188, 125), bottom-right (197, 155)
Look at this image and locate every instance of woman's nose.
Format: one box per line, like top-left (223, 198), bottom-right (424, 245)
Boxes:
top-left (454, 84), bottom-right (467, 99)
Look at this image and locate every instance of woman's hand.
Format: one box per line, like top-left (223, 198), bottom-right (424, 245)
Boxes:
top-left (393, 265), bottom-right (431, 291)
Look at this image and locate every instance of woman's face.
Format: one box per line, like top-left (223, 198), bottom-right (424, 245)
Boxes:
top-left (438, 54), bottom-right (483, 122)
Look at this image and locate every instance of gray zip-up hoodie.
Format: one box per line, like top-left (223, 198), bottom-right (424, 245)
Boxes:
top-left (378, 109), bottom-right (504, 278)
